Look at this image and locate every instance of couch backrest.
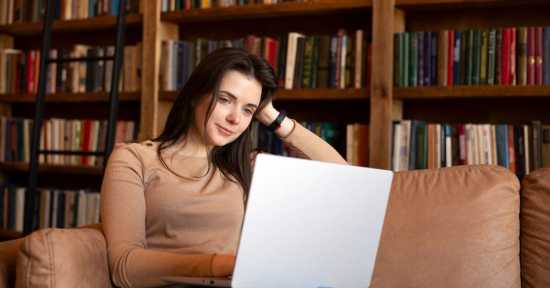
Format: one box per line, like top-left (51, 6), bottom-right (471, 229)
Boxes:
top-left (521, 167), bottom-right (550, 288)
top-left (371, 165), bottom-right (521, 288)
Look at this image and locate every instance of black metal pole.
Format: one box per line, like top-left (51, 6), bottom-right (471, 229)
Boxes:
top-left (104, 0), bottom-right (127, 165)
top-left (24, 0), bottom-right (56, 235)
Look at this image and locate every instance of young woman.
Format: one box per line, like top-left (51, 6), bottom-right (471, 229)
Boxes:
top-left (101, 47), bottom-right (347, 287)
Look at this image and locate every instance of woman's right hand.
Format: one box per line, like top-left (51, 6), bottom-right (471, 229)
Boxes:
top-left (211, 255), bottom-right (236, 277)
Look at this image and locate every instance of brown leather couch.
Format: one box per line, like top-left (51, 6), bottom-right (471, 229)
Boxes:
top-left (0, 165), bottom-right (549, 287)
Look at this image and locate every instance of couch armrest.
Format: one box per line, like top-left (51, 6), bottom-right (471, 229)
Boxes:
top-left (521, 167), bottom-right (550, 287)
top-left (16, 225), bottom-right (113, 288)
top-left (0, 238), bottom-right (23, 287)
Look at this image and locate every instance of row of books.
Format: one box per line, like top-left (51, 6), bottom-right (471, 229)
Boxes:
top-left (0, 44), bottom-right (142, 95)
top-left (251, 120), bottom-right (347, 160)
top-left (161, 30), bottom-right (370, 91)
top-left (0, 186), bottom-right (100, 232)
top-left (0, 117), bottom-right (137, 166)
top-left (0, 0), bottom-right (140, 25)
top-left (392, 120), bottom-right (550, 178)
top-left (161, 0), bottom-right (293, 11)
top-left (394, 27), bottom-right (550, 87)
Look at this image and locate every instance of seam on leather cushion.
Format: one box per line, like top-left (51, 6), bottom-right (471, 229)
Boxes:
top-left (45, 230), bottom-right (55, 288)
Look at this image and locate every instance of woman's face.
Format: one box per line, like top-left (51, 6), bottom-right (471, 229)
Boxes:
top-left (194, 70), bottom-right (262, 147)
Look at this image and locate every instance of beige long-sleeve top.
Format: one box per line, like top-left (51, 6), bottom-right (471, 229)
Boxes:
top-left (101, 120), bottom-right (347, 288)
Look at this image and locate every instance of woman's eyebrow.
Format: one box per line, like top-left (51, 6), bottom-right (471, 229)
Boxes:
top-left (219, 90), bottom-right (258, 108)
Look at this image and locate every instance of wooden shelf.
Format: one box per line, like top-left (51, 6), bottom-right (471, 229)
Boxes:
top-left (394, 86), bottom-right (550, 99)
top-left (395, 0), bottom-right (550, 9)
top-left (0, 91), bottom-right (140, 103)
top-left (162, 0), bottom-right (372, 23)
top-left (160, 88), bottom-right (368, 102)
top-left (0, 161), bottom-right (103, 176)
top-left (0, 228), bottom-right (23, 241)
top-left (0, 14), bottom-right (142, 37)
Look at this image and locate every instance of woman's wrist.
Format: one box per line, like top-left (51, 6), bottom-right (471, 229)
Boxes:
top-left (256, 105), bottom-right (279, 126)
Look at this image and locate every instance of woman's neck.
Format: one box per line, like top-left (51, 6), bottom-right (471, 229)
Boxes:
top-left (170, 127), bottom-right (211, 158)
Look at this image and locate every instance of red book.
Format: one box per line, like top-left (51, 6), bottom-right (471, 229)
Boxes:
top-left (527, 27), bottom-right (536, 85)
top-left (81, 120), bottom-right (91, 165)
top-left (447, 30), bottom-right (455, 86)
top-left (508, 125), bottom-right (516, 173)
top-left (535, 26), bottom-right (543, 85)
top-left (501, 28), bottom-right (510, 85)
top-left (26, 51), bottom-right (34, 94)
top-left (509, 28), bottom-right (516, 85)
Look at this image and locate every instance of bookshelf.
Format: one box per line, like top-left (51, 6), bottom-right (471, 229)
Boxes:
top-left (2, 0), bottom-right (547, 238)
top-left (0, 1), bottom-right (142, 237)
top-left (141, 0), bottom-right (375, 139)
top-left (390, 0), bottom-right (550, 172)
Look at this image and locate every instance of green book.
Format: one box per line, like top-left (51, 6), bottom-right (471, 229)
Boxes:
top-left (415, 121), bottom-right (428, 170)
top-left (472, 30), bottom-right (481, 85)
top-left (316, 35), bottom-right (330, 88)
top-left (394, 33), bottom-right (401, 87)
top-left (495, 28), bottom-right (502, 85)
top-left (302, 36), bottom-right (314, 88)
top-left (460, 30), bottom-right (467, 85)
top-left (480, 30), bottom-right (488, 84)
top-left (467, 29), bottom-right (474, 85)
top-left (310, 36), bottom-right (320, 88)
top-left (403, 32), bottom-right (410, 87)
top-left (487, 29), bottom-right (496, 85)
top-left (409, 32), bottom-right (417, 87)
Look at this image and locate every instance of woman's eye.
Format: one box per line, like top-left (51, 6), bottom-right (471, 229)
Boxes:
top-left (243, 109), bottom-right (254, 116)
top-left (218, 97), bottom-right (229, 103)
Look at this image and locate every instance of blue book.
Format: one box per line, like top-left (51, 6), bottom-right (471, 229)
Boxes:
top-left (430, 32), bottom-right (438, 85)
top-left (454, 31), bottom-right (462, 85)
top-left (544, 27), bottom-right (550, 85)
top-left (409, 120), bottom-right (417, 170)
top-left (495, 124), bottom-right (509, 168)
top-left (111, 0), bottom-right (120, 16)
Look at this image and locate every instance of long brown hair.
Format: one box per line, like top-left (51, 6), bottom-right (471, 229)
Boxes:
top-left (153, 47), bottom-right (278, 197)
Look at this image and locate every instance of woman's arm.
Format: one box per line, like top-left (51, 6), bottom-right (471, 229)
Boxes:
top-left (101, 145), bottom-right (233, 288)
top-left (256, 102), bottom-right (348, 165)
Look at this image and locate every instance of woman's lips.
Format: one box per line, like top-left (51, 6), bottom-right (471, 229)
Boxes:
top-left (216, 124), bottom-right (234, 136)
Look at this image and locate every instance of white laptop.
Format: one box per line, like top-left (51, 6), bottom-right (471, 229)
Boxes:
top-left (162, 154), bottom-right (394, 288)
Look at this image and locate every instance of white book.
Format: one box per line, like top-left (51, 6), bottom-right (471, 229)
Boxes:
top-left (399, 120), bottom-right (411, 171)
top-left (15, 187), bottom-right (25, 232)
top-left (435, 124), bottom-right (441, 168)
top-left (284, 32), bottom-right (305, 89)
top-left (392, 122), bottom-right (401, 171)
top-left (39, 189), bottom-right (51, 229)
top-left (77, 190), bottom-right (87, 227)
top-left (466, 124), bottom-right (474, 165)
top-left (445, 125), bottom-right (452, 168)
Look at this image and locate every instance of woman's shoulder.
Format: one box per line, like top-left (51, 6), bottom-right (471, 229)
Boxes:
top-left (111, 140), bottom-right (159, 163)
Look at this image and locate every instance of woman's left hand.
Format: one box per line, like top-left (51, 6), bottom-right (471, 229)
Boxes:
top-left (255, 101), bottom-right (279, 126)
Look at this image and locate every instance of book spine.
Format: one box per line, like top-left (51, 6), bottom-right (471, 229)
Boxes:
top-left (544, 27), bottom-right (550, 85)
top-left (535, 26), bottom-right (543, 85)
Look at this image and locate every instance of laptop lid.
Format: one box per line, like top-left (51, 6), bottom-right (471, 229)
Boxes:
top-left (231, 154), bottom-right (393, 288)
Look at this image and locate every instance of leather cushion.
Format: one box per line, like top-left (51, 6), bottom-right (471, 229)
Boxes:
top-left (372, 165), bottom-right (520, 288)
